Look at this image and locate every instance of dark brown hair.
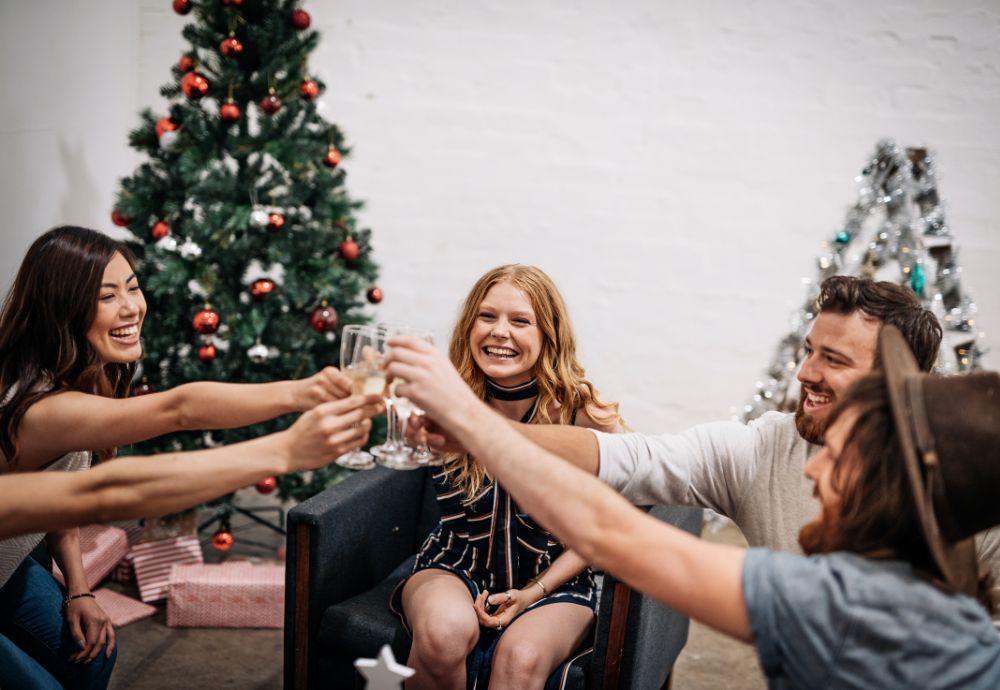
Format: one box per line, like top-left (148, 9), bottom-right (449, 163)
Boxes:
top-left (816, 276), bottom-right (942, 372)
top-left (800, 373), bottom-right (995, 614)
top-left (0, 226), bottom-right (138, 465)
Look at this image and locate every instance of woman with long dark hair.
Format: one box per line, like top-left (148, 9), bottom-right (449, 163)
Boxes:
top-left (0, 226), bottom-right (352, 689)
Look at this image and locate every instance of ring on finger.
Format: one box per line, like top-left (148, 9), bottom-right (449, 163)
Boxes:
top-left (505, 590), bottom-right (513, 602)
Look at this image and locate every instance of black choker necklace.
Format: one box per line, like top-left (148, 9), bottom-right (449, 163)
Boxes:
top-left (485, 377), bottom-right (539, 401)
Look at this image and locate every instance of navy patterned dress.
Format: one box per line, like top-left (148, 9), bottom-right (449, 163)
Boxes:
top-left (390, 403), bottom-right (597, 688)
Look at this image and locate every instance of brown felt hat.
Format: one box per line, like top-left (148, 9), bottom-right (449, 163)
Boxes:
top-left (880, 325), bottom-right (1000, 595)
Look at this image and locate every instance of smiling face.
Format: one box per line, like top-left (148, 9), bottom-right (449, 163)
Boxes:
top-left (469, 281), bottom-right (543, 386)
top-left (85, 252), bottom-right (146, 364)
top-left (794, 310), bottom-right (879, 443)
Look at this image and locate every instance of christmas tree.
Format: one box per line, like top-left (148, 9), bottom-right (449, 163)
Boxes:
top-left (110, 0), bottom-right (381, 508)
top-left (743, 139), bottom-right (988, 421)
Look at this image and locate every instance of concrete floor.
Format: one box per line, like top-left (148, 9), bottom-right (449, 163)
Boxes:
top-left (110, 509), bottom-right (765, 690)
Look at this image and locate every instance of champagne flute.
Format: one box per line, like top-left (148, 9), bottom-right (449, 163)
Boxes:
top-left (371, 324), bottom-right (430, 470)
top-left (406, 333), bottom-right (441, 466)
top-left (368, 324), bottom-right (411, 465)
top-left (335, 325), bottom-right (380, 470)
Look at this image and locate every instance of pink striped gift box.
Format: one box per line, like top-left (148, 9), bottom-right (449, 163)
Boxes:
top-left (109, 521), bottom-right (144, 583)
top-left (109, 553), bottom-right (134, 584)
top-left (166, 562), bottom-right (284, 628)
top-left (130, 535), bottom-right (204, 603)
top-left (53, 525), bottom-right (129, 590)
top-left (94, 587), bottom-right (157, 627)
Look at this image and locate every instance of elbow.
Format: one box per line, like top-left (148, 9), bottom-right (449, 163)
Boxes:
top-left (171, 385), bottom-right (200, 431)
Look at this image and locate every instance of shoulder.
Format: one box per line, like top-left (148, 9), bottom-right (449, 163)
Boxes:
top-left (573, 403), bottom-right (623, 433)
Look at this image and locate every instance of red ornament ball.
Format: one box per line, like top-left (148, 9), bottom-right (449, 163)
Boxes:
top-left (260, 93), bottom-right (282, 114)
top-left (250, 278), bottom-right (275, 299)
top-left (132, 381), bottom-right (154, 396)
top-left (211, 529), bottom-right (234, 552)
top-left (222, 0), bottom-right (242, 5)
top-left (338, 238), bottom-right (360, 261)
top-left (172, 0), bottom-right (191, 15)
top-left (366, 287), bottom-right (383, 304)
top-left (290, 8), bottom-right (311, 29)
top-left (309, 304), bottom-right (339, 333)
top-left (198, 343), bottom-right (217, 362)
top-left (181, 71), bottom-right (210, 99)
top-left (192, 307), bottom-right (221, 335)
top-left (151, 220), bottom-right (171, 239)
top-left (155, 117), bottom-right (178, 138)
top-left (178, 54), bottom-right (195, 72)
top-left (219, 100), bottom-right (241, 123)
top-left (299, 79), bottom-right (319, 100)
top-left (255, 476), bottom-right (278, 494)
top-left (111, 208), bottom-right (130, 227)
top-left (323, 146), bottom-right (342, 168)
top-left (220, 36), bottom-right (243, 56)
top-left (266, 212), bottom-right (285, 233)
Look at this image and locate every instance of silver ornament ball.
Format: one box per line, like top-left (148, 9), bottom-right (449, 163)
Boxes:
top-left (247, 342), bottom-right (270, 363)
top-left (249, 208), bottom-right (270, 228)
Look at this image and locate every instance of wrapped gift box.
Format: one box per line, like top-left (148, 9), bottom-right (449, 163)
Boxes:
top-left (131, 535), bottom-right (204, 603)
top-left (109, 521), bottom-right (144, 584)
top-left (109, 553), bottom-right (134, 584)
top-left (167, 562), bottom-right (284, 629)
top-left (94, 587), bottom-right (157, 627)
top-left (52, 525), bottom-right (129, 590)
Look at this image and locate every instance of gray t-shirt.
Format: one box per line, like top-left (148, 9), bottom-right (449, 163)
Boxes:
top-left (743, 548), bottom-right (1000, 689)
top-left (595, 412), bottom-right (816, 553)
top-left (593, 411), bottom-right (1000, 625)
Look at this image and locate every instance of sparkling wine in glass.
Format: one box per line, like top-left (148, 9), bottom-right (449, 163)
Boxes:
top-left (335, 325), bottom-right (377, 470)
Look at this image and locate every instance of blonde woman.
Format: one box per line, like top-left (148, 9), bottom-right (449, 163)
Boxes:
top-left (391, 265), bottom-right (624, 690)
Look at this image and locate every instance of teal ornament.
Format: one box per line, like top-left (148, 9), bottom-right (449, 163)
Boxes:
top-left (910, 263), bottom-right (926, 296)
top-left (835, 230), bottom-right (851, 245)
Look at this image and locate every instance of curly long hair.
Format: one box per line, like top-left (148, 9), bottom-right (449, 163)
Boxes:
top-left (0, 226), bottom-right (138, 465)
top-left (799, 373), bottom-right (995, 615)
top-left (444, 264), bottom-right (623, 501)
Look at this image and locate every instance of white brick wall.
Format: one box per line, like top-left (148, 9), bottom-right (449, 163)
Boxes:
top-left (1, 0), bottom-right (997, 432)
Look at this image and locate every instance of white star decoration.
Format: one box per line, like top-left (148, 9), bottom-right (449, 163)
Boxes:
top-left (354, 644), bottom-right (415, 689)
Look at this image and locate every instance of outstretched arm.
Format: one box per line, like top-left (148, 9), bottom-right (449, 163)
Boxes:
top-left (0, 394), bottom-right (382, 540)
top-left (410, 409), bottom-right (600, 474)
top-left (15, 367), bottom-right (350, 470)
top-left (387, 338), bottom-right (751, 641)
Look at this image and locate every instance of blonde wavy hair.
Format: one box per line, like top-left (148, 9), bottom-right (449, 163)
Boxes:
top-left (443, 264), bottom-right (624, 501)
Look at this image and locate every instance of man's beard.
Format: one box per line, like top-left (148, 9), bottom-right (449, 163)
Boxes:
top-left (794, 389), bottom-right (829, 444)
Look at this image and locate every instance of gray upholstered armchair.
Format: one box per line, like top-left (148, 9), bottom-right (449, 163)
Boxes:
top-left (284, 466), bottom-right (702, 690)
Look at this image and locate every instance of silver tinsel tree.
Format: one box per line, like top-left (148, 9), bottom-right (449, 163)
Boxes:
top-left (743, 139), bottom-right (988, 421)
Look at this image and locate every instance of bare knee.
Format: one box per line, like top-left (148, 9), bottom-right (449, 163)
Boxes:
top-left (492, 638), bottom-right (547, 687)
top-left (412, 614), bottom-right (477, 670)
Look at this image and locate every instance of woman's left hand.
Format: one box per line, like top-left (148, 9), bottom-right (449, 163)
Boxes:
top-left (474, 588), bottom-right (533, 630)
top-left (66, 596), bottom-right (116, 663)
top-left (292, 367), bottom-right (352, 410)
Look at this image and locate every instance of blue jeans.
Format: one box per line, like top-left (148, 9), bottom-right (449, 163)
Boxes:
top-left (0, 556), bottom-right (117, 689)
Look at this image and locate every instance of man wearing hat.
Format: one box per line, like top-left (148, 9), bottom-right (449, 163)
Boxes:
top-left (386, 326), bottom-right (1000, 687)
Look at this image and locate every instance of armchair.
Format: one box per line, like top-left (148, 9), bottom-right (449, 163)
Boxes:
top-left (284, 467), bottom-right (702, 690)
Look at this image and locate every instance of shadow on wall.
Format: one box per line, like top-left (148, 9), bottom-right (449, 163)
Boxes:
top-left (58, 135), bottom-right (102, 228)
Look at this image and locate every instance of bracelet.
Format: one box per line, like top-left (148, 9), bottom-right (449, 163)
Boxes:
top-left (530, 578), bottom-right (547, 596)
top-left (63, 592), bottom-right (95, 608)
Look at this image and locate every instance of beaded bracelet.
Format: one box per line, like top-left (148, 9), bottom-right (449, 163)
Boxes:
top-left (63, 592), bottom-right (95, 608)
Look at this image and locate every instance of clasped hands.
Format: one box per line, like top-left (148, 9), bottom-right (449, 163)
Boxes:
top-left (473, 586), bottom-right (543, 631)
